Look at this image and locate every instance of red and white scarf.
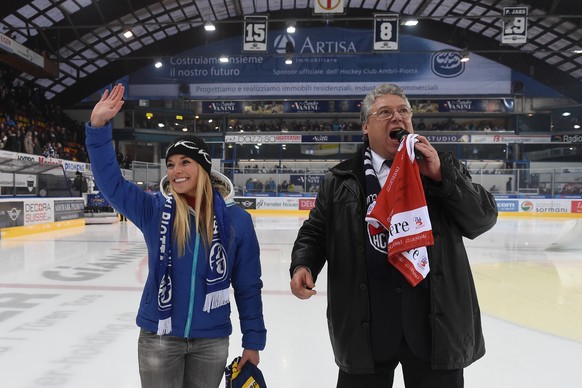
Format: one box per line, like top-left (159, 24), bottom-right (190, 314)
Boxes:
top-left (365, 134), bottom-right (434, 286)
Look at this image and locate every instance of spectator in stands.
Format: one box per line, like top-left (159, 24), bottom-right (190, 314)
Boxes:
top-left (290, 82), bottom-right (498, 388)
top-left (43, 142), bottom-right (55, 158)
top-left (4, 115), bottom-right (15, 128)
top-left (265, 178), bottom-right (276, 192)
top-left (32, 136), bottom-right (42, 155)
top-left (280, 180), bottom-right (289, 192)
top-left (4, 128), bottom-right (20, 152)
top-left (116, 150), bottom-right (124, 165)
top-left (77, 145), bottom-right (88, 162)
top-left (23, 130), bottom-right (34, 154)
top-left (73, 171), bottom-right (87, 196)
top-left (54, 142), bottom-right (64, 159)
top-left (506, 177), bottom-right (512, 193)
top-left (245, 178), bottom-right (255, 193)
top-left (85, 83), bottom-right (266, 388)
top-left (538, 183), bottom-right (550, 195)
top-left (121, 154), bottom-right (132, 169)
top-left (0, 127), bottom-right (7, 150)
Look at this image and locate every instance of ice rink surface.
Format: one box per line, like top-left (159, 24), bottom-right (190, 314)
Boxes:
top-left (1, 213), bottom-right (581, 387)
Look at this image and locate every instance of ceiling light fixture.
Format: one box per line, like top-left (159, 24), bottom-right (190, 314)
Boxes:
top-left (287, 24), bottom-right (296, 34)
top-left (403, 19), bottom-right (418, 26)
top-left (219, 56), bottom-right (229, 63)
top-left (204, 21), bottom-right (216, 31)
top-left (123, 30), bottom-right (133, 39)
top-left (460, 51), bottom-right (470, 62)
top-left (154, 61), bottom-right (163, 68)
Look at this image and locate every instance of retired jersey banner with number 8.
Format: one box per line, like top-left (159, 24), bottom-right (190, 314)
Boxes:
top-left (374, 14), bottom-right (399, 51)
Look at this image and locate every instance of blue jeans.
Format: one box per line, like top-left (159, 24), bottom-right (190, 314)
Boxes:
top-left (138, 329), bottom-right (229, 388)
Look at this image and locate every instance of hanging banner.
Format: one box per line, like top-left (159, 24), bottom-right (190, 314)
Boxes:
top-left (0, 32), bottom-right (45, 68)
top-left (374, 14), bottom-right (399, 51)
top-left (129, 26), bottom-right (513, 99)
top-left (243, 15), bottom-right (268, 52)
top-left (314, 0), bottom-right (344, 14)
top-left (502, 7), bottom-right (528, 44)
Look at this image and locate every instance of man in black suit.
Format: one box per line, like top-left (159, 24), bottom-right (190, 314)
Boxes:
top-left (290, 83), bottom-right (498, 388)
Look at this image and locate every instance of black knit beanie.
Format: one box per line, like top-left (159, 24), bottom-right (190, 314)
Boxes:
top-left (165, 135), bottom-right (212, 174)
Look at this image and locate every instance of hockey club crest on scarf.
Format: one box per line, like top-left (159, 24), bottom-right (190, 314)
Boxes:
top-left (363, 147), bottom-right (388, 254)
top-left (204, 205), bottom-right (230, 313)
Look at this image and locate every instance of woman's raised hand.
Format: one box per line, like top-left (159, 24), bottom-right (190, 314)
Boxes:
top-left (90, 83), bottom-right (125, 127)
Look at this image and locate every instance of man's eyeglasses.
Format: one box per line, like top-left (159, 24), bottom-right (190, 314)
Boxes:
top-left (368, 107), bottom-right (412, 121)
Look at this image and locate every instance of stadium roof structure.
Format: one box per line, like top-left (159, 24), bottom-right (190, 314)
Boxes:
top-left (1, 0), bottom-right (581, 106)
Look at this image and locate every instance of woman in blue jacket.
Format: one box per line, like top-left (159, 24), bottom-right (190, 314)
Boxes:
top-left (85, 84), bottom-right (266, 388)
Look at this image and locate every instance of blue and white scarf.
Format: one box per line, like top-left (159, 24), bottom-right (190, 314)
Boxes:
top-left (204, 189), bottom-right (231, 313)
top-left (156, 189), bottom-right (231, 335)
top-left (157, 194), bottom-right (174, 335)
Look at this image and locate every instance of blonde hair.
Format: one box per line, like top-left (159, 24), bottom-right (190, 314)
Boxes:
top-left (169, 168), bottom-right (214, 256)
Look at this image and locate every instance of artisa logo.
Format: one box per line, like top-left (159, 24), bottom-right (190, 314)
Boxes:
top-left (273, 33), bottom-right (357, 54)
top-left (431, 50), bottom-right (465, 78)
top-left (521, 201), bottom-right (534, 212)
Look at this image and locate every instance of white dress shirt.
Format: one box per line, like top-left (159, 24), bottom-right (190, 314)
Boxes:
top-left (370, 149), bottom-right (390, 187)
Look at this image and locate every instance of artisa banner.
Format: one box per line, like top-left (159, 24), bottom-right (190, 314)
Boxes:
top-left (129, 26), bottom-right (511, 99)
